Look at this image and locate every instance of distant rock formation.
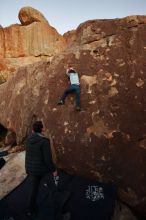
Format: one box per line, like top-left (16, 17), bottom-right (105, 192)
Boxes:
top-left (18, 6), bottom-right (49, 25)
top-left (0, 7), bottom-right (66, 80)
top-left (0, 10), bottom-right (146, 217)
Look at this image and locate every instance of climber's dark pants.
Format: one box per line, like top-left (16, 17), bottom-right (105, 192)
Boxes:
top-left (61, 84), bottom-right (80, 108)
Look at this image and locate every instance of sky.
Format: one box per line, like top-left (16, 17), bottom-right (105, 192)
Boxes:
top-left (0, 0), bottom-right (146, 34)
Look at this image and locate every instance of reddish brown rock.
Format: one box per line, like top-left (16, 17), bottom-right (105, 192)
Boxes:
top-left (112, 202), bottom-right (137, 220)
top-left (0, 15), bottom-right (146, 217)
top-left (4, 129), bottom-right (16, 147)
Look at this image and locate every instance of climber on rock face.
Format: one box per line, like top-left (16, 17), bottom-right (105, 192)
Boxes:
top-left (57, 64), bottom-right (81, 111)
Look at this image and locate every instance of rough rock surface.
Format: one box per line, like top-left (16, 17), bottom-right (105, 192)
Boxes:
top-left (4, 129), bottom-right (16, 146)
top-left (112, 202), bottom-right (137, 220)
top-left (0, 152), bottom-right (26, 199)
top-left (0, 7), bottom-right (66, 80)
top-left (0, 15), bottom-right (146, 216)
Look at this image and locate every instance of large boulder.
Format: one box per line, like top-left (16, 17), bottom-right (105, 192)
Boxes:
top-left (0, 15), bottom-right (146, 216)
top-left (18, 6), bottom-right (49, 25)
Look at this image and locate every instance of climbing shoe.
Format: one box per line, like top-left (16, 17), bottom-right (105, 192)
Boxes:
top-left (57, 100), bottom-right (64, 105)
top-left (76, 106), bottom-right (81, 111)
